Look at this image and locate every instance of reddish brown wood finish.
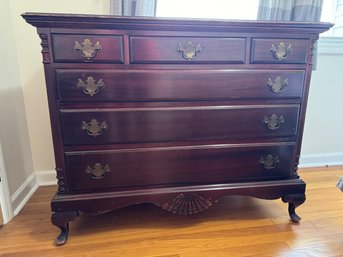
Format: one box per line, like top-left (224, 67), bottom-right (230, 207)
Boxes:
top-left (130, 36), bottom-right (246, 63)
top-left (65, 143), bottom-right (295, 192)
top-left (52, 34), bottom-right (124, 63)
top-left (251, 38), bottom-right (309, 64)
top-left (60, 105), bottom-right (299, 145)
top-left (22, 12), bottom-right (332, 245)
top-left (56, 69), bottom-right (305, 101)
top-left (52, 179), bottom-right (307, 214)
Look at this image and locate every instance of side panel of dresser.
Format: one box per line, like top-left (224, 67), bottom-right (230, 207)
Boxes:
top-left (36, 28), bottom-right (67, 194)
top-left (291, 34), bottom-right (320, 177)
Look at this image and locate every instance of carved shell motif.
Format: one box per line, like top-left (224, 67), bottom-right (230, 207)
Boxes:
top-left (162, 193), bottom-right (213, 215)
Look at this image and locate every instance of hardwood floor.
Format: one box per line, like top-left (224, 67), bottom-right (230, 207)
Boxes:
top-left (1, 166), bottom-right (343, 257)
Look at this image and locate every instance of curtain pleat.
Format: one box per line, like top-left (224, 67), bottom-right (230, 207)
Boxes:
top-left (257, 0), bottom-right (295, 21)
top-left (257, 0), bottom-right (322, 21)
top-left (110, 0), bottom-right (122, 16)
top-left (110, 0), bottom-right (156, 16)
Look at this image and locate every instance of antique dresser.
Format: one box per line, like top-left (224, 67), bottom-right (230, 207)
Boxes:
top-left (23, 13), bottom-right (331, 245)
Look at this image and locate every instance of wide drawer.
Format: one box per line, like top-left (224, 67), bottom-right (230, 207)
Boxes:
top-left (130, 36), bottom-right (246, 64)
top-left (56, 69), bottom-right (305, 101)
top-left (251, 38), bottom-right (309, 64)
top-left (61, 105), bottom-right (299, 145)
top-left (65, 143), bottom-right (295, 192)
top-left (52, 34), bottom-right (124, 63)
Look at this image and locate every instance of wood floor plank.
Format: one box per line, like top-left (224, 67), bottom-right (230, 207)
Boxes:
top-left (0, 166), bottom-right (343, 256)
top-left (180, 242), bottom-right (291, 257)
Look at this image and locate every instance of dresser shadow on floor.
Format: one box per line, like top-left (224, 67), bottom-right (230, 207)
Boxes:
top-left (70, 195), bottom-right (288, 235)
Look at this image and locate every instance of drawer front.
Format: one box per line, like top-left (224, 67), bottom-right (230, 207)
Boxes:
top-left (52, 34), bottom-right (124, 63)
top-left (56, 69), bottom-right (305, 101)
top-left (251, 38), bottom-right (309, 64)
top-left (61, 105), bottom-right (299, 145)
top-left (65, 143), bottom-right (295, 191)
top-left (130, 36), bottom-right (246, 64)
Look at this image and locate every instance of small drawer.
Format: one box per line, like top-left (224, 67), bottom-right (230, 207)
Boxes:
top-left (65, 143), bottom-right (296, 192)
top-left (52, 34), bottom-right (124, 63)
top-left (60, 105), bottom-right (299, 146)
top-left (56, 69), bottom-right (305, 102)
top-left (130, 36), bottom-right (246, 64)
top-left (251, 38), bottom-right (309, 64)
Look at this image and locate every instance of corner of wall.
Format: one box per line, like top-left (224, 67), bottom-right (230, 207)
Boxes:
top-left (9, 169), bottom-right (57, 218)
top-left (36, 170), bottom-right (57, 186)
top-left (10, 173), bottom-right (38, 216)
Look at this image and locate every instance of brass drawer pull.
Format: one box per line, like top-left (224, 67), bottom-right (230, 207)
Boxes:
top-left (270, 42), bottom-right (292, 61)
top-left (267, 76), bottom-right (288, 93)
top-left (81, 119), bottom-right (108, 137)
top-left (260, 154), bottom-right (279, 170)
top-left (77, 76), bottom-right (105, 96)
top-left (263, 114), bottom-right (284, 130)
top-left (85, 163), bottom-right (111, 179)
top-left (178, 41), bottom-right (202, 61)
top-left (74, 39), bottom-right (102, 59)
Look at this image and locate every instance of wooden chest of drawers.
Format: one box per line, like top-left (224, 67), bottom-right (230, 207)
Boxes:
top-left (23, 13), bottom-right (331, 245)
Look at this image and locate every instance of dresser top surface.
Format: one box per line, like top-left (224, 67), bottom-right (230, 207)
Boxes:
top-left (22, 12), bottom-right (332, 33)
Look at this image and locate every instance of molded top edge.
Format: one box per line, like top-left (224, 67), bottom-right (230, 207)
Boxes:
top-left (22, 12), bottom-right (333, 33)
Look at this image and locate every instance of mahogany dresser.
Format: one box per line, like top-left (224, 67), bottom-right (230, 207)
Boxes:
top-left (23, 13), bottom-right (331, 245)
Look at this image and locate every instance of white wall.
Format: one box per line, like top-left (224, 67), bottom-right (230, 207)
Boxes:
top-left (300, 50), bottom-right (343, 167)
top-left (8, 0), bottom-right (110, 175)
top-left (0, 0), bottom-right (35, 218)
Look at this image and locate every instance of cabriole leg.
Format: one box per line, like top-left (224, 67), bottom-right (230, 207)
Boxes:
top-left (51, 211), bottom-right (79, 245)
top-left (282, 194), bottom-right (306, 223)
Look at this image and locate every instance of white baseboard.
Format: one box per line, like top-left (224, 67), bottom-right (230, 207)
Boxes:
top-left (8, 170), bottom-right (56, 218)
top-left (36, 170), bottom-right (57, 186)
top-left (0, 143), bottom-right (13, 224)
top-left (299, 152), bottom-right (343, 168)
top-left (11, 172), bottom-right (39, 216)
top-left (318, 37), bottom-right (343, 55)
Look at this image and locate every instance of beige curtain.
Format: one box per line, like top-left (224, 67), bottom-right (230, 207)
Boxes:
top-left (257, 0), bottom-right (323, 21)
top-left (110, 0), bottom-right (156, 16)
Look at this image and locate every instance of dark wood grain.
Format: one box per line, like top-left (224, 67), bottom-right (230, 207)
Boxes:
top-left (56, 69), bottom-right (305, 102)
top-left (130, 36), bottom-right (246, 64)
top-left (51, 179), bottom-right (306, 214)
top-left (22, 12), bottom-right (332, 33)
top-left (52, 34), bottom-right (124, 63)
top-left (251, 38), bottom-right (309, 64)
top-left (60, 105), bottom-right (300, 145)
top-left (65, 143), bottom-right (295, 192)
